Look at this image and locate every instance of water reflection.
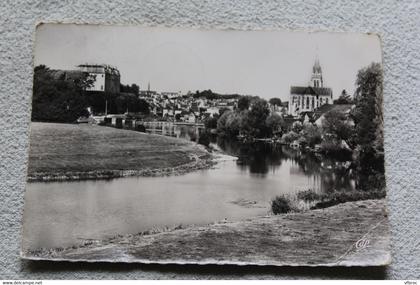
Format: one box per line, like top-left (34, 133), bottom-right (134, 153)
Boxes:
top-left (217, 138), bottom-right (355, 193)
top-left (142, 121), bottom-right (204, 142)
top-left (144, 123), bottom-right (356, 193)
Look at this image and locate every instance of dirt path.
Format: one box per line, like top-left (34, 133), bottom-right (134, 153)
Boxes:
top-left (24, 199), bottom-right (391, 266)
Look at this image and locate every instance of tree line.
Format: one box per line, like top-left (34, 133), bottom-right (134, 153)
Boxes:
top-left (193, 89), bottom-right (242, 100)
top-left (32, 65), bottom-right (149, 123)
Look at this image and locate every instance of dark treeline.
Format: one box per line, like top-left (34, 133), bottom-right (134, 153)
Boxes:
top-left (120, 83), bottom-right (140, 95)
top-left (32, 65), bottom-right (149, 123)
top-left (193, 89), bottom-right (242, 100)
top-left (32, 65), bottom-right (92, 123)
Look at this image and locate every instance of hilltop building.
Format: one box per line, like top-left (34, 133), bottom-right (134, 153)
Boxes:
top-left (77, 64), bottom-right (120, 93)
top-left (288, 59), bottom-right (333, 117)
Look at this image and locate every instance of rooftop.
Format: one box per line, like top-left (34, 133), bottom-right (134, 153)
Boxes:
top-left (77, 64), bottom-right (120, 76)
top-left (290, 86), bottom-right (332, 96)
top-left (313, 104), bottom-right (353, 121)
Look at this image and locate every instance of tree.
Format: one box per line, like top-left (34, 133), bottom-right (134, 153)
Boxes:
top-left (265, 113), bottom-right (284, 135)
top-left (217, 110), bottom-right (241, 137)
top-left (302, 123), bottom-right (322, 147)
top-left (237, 96), bottom-right (250, 111)
top-left (120, 83), bottom-right (140, 96)
top-left (218, 107), bottom-right (230, 116)
top-left (225, 111), bottom-right (242, 136)
top-left (204, 116), bottom-right (218, 129)
top-left (291, 121), bottom-right (303, 133)
top-left (281, 131), bottom-right (299, 144)
top-left (240, 99), bottom-right (270, 138)
top-left (351, 62), bottom-right (385, 190)
top-left (333, 89), bottom-right (353, 104)
top-left (320, 109), bottom-right (354, 154)
top-left (269, 97), bottom-right (282, 106)
top-left (322, 109), bottom-right (353, 142)
top-left (112, 93), bottom-right (149, 114)
top-left (353, 63), bottom-right (383, 150)
top-left (32, 65), bottom-right (92, 123)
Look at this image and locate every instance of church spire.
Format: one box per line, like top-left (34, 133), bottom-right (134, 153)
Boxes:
top-left (310, 57), bottom-right (323, 88)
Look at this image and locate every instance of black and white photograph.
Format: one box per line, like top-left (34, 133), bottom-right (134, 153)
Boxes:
top-left (21, 24), bottom-right (390, 266)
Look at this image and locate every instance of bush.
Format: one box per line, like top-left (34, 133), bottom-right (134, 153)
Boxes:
top-left (281, 131), bottom-right (299, 144)
top-left (297, 189), bottom-right (320, 202)
top-left (135, 124), bottom-right (146, 132)
top-left (198, 132), bottom-right (211, 147)
top-left (271, 195), bottom-right (292, 214)
top-left (204, 116), bottom-right (218, 129)
top-left (311, 189), bottom-right (386, 209)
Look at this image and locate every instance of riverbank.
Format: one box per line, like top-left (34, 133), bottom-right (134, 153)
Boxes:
top-left (27, 122), bottom-right (215, 182)
top-left (23, 199), bottom-right (390, 266)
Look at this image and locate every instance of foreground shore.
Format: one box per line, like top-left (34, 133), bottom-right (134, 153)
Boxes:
top-left (27, 122), bottom-right (214, 182)
top-left (24, 199), bottom-right (390, 266)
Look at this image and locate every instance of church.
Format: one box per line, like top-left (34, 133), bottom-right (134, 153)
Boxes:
top-left (288, 59), bottom-right (333, 117)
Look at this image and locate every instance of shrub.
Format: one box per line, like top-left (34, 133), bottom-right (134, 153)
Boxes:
top-left (204, 116), bottom-right (218, 129)
top-left (198, 132), bottom-right (211, 147)
top-left (297, 189), bottom-right (321, 202)
top-left (271, 195), bottom-right (292, 214)
top-left (311, 189), bottom-right (386, 209)
top-left (135, 124), bottom-right (146, 132)
top-left (282, 131), bottom-right (299, 144)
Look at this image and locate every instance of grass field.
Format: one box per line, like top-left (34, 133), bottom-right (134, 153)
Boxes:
top-left (27, 122), bottom-right (212, 181)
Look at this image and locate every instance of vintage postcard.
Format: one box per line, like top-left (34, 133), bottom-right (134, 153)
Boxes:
top-left (21, 24), bottom-right (390, 266)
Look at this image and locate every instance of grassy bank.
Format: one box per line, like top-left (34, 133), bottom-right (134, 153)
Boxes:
top-left (271, 189), bottom-right (386, 214)
top-left (27, 122), bottom-right (214, 182)
top-left (24, 199), bottom-right (390, 266)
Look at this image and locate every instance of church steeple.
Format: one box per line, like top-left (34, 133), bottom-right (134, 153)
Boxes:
top-left (310, 58), bottom-right (323, 88)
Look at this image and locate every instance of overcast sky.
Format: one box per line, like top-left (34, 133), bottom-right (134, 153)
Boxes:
top-left (34, 24), bottom-right (382, 101)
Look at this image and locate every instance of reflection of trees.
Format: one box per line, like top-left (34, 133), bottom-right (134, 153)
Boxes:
top-left (288, 150), bottom-right (354, 192)
top-left (218, 139), bottom-right (284, 175)
top-left (217, 139), bottom-right (355, 192)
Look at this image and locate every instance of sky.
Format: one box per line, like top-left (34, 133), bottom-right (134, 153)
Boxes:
top-left (34, 24), bottom-right (382, 101)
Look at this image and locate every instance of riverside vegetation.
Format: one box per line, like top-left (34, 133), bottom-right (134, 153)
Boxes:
top-left (206, 63), bottom-right (386, 212)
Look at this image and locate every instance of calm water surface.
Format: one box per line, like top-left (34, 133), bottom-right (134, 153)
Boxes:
top-left (23, 124), bottom-right (355, 250)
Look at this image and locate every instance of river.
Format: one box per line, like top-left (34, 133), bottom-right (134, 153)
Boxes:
top-left (22, 123), bottom-right (355, 251)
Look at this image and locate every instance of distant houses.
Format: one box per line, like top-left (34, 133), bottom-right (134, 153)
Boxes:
top-left (40, 59), bottom-right (354, 126)
top-left (136, 86), bottom-right (239, 123)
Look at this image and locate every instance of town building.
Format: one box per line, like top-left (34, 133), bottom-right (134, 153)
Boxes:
top-left (161, 91), bottom-right (181, 99)
top-left (77, 64), bottom-right (120, 93)
top-left (313, 104), bottom-right (354, 127)
top-left (288, 59), bottom-right (333, 117)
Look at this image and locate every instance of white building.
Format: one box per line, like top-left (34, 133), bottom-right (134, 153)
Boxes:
top-left (288, 59), bottom-right (333, 117)
top-left (206, 106), bottom-right (220, 117)
top-left (77, 64), bottom-right (120, 93)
